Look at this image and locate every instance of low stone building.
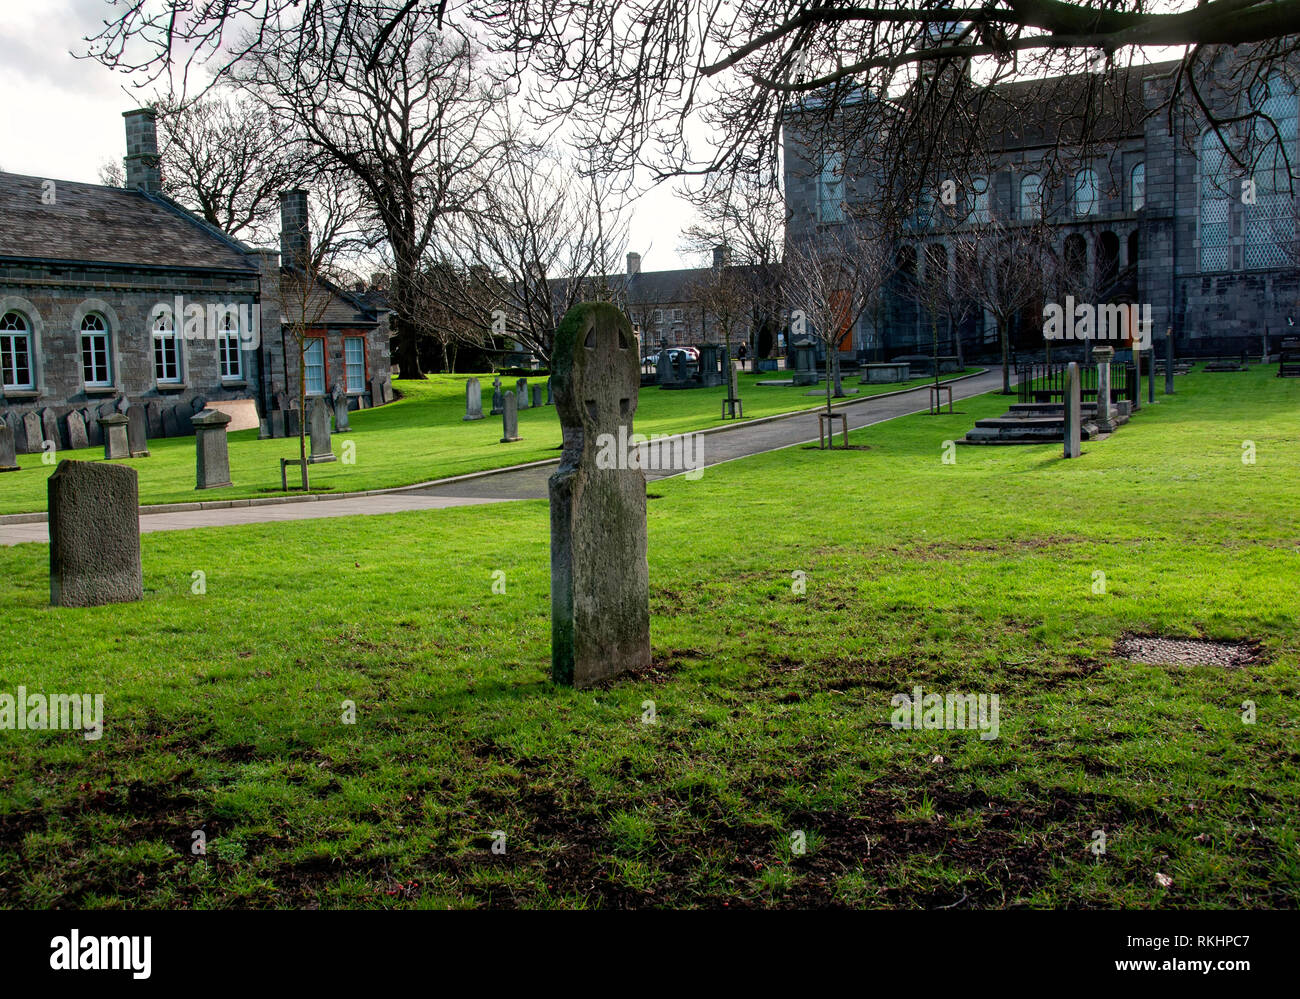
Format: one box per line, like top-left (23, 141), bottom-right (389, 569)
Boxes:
top-left (0, 109), bottom-right (391, 453)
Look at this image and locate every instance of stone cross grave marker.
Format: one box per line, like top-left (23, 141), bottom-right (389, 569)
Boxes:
top-left (463, 377), bottom-right (484, 421)
top-left (548, 302), bottom-right (651, 688)
top-left (191, 409), bottom-right (233, 488)
top-left (48, 460), bottom-right (142, 607)
top-left (490, 376), bottom-right (504, 415)
top-left (1063, 361), bottom-right (1082, 459)
top-left (308, 397), bottom-right (336, 463)
top-left (0, 423), bottom-right (17, 471)
top-left (99, 413), bottom-right (129, 460)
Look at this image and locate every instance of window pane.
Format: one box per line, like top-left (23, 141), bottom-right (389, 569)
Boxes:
top-left (305, 339), bottom-right (325, 395)
top-left (345, 337), bottom-right (365, 393)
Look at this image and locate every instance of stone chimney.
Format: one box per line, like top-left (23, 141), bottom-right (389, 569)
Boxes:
top-left (123, 109), bottom-right (162, 194)
top-left (626, 252), bottom-right (641, 276)
top-left (280, 190), bottom-right (310, 270)
top-left (712, 244), bottom-right (731, 268)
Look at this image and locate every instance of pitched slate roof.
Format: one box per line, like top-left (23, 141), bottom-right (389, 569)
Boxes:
top-left (0, 172), bottom-right (256, 271)
top-left (279, 267), bottom-right (382, 328)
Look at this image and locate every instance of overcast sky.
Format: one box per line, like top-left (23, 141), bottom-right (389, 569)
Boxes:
top-left (0, 0), bottom-right (702, 270)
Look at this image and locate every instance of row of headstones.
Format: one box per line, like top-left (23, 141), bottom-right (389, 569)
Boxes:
top-left (0, 397), bottom-right (209, 456)
top-left (464, 376), bottom-right (554, 425)
top-left (0, 403), bottom-right (152, 470)
top-left (261, 386), bottom-right (355, 440)
top-left (656, 345), bottom-right (726, 388)
top-left (45, 305), bottom-right (648, 695)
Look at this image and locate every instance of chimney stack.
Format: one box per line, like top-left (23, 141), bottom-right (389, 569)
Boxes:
top-left (280, 190), bottom-right (310, 270)
top-left (122, 109), bottom-right (162, 194)
top-left (713, 244), bottom-right (731, 268)
top-left (626, 252), bottom-right (641, 276)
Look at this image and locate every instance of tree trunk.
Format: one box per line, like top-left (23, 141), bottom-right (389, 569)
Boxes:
top-left (298, 336), bottom-right (309, 491)
top-left (831, 350), bottom-right (844, 397)
top-left (1000, 320), bottom-right (1011, 394)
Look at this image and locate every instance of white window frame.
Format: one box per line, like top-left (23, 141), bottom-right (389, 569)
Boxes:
top-left (152, 314), bottom-right (181, 384)
top-left (80, 313), bottom-right (112, 387)
top-left (219, 313), bottom-right (243, 381)
top-left (344, 336), bottom-right (366, 393)
top-left (304, 337), bottom-right (326, 396)
top-left (1, 311), bottom-right (34, 391)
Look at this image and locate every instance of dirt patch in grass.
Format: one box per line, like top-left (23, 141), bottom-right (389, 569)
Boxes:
top-left (1114, 634), bottom-right (1264, 669)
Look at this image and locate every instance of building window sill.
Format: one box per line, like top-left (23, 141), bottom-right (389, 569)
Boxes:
top-left (2, 389), bottom-right (39, 400)
top-left (84, 385), bottom-right (118, 396)
top-left (221, 379), bottom-right (248, 388)
top-left (156, 382), bottom-right (188, 393)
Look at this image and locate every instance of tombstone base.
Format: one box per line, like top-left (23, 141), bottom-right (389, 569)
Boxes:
top-left (462, 413), bottom-right (484, 421)
top-left (501, 434), bottom-right (521, 443)
top-left (130, 449), bottom-right (151, 458)
top-left (0, 464), bottom-right (18, 472)
top-left (308, 453), bottom-right (337, 464)
top-left (196, 478), bottom-right (233, 490)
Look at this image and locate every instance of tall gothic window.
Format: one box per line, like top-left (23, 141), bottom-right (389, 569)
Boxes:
top-left (80, 313), bottom-right (112, 387)
top-left (1200, 131), bottom-right (1232, 272)
top-left (1130, 162), bottom-right (1146, 212)
top-left (1073, 168), bottom-right (1099, 216)
top-left (818, 149), bottom-right (845, 223)
top-left (0, 311), bottom-right (33, 390)
top-left (153, 312), bottom-right (181, 383)
top-left (1020, 174), bottom-right (1043, 220)
top-left (1245, 74), bottom-right (1298, 270)
top-left (967, 176), bottom-right (991, 224)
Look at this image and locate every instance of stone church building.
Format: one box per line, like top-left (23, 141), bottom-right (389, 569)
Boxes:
top-left (785, 50), bottom-right (1300, 360)
top-left (0, 109), bottom-right (391, 453)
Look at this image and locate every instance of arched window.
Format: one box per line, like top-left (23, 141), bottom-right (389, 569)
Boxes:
top-left (153, 311), bottom-right (181, 384)
top-left (1020, 174), bottom-right (1042, 220)
top-left (818, 149), bottom-right (845, 223)
top-left (1246, 74), bottom-right (1298, 270)
top-left (1200, 131), bottom-right (1231, 271)
top-left (967, 175), bottom-right (990, 224)
top-left (1073, 169), bottom-right (1099, 216)
top-left (0, 311), bottom-right (33, 390)
top-left (1131, 162), bottom-right (1145, 212)
top-left (218, 311), bottom-right (242, 381)
top-left (80, 313), bottom-right (112, 387)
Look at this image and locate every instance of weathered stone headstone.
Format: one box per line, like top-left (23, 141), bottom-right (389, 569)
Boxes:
top-left (371, 376), bottom-right (390, 407)
top-left (0, 424), bottom-right (17, 471)
top-left (162, 405), bottom-right (182, 439)
top-left (4, 411), bottom-right (21, 452)
top-left (192, 409), bottom-right (233, 488)
top-left (500, 389), bottom-right (520, 443)
top-left (1165, 328), bottom-right (1175, 395)
top-left (284, 408), bottom-right (301, 439)
top-left (1063, 362), bottom-right (1082, 459)
top-left (698, 343), bottom-right (722, 387)
top-left (332, 386), bottom-right (352, 431)
top-left (83, 409), bottom-right (102, 448)
top-left (532, 384), bottom-right (543, 408)
top-left (656, 349), bottom-right (673, 385)
top-left (548, 302), bottom-right (651, 688)
top-left (267, 410), bottom-right (286, 439)
top-left (1093, 346), bottom-right (1116, 433)
top-left (463, 377), bottom-right (484, 421)
top-left (490, 376), bottom-right (504, 415)
top-left (792, 339), bottom-right (818, 386)
top-left (674, 352), bottom-right (692, 384)
top-left (273, 389), bottom-right (292, 413)
top-left (65, 411), bottom-right (89, 451)
top-left (48, 460), bottom-right (142, 607)
top-left (21, 411), bottom-right (41, 454)
top-left (126, 405), bottom-right (150, 457)
top-left (114, 395), bottom-right (129, 415)
top-left (99, 413), bottom-right (129, 460)
top-left (146, 401), bottom-right (164, 439)
top-left (517, 378), bottom-right (530, 410)
top-left (40, 408), bottom-right (61, 451)
top-left (308, 397), bottom-right (336, 463)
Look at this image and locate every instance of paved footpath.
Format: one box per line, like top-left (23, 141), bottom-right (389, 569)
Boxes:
top-left (0, 369), bottom-right (1007, 546)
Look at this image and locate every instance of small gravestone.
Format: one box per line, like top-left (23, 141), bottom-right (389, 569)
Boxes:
top-left (500, 390), bottom-right (520, 442)
top-left (1093, 346), bottom-right (1116, 433)
top-left (146, 401), bottom-right (164, 439)
top-left (531, 384), bottom-right (543, 408)
top-left (268, 410), bottom-right (286, 439)
top-left (284, 408), bottom-right (301, 439)
top-left (21, 411), bottom-right (41, 454)
top-left (333, 387), bottom-right (351, 431)
top-left (1063, 362), bottom-right (1082, 459)
top-left (83, 409), bottom-right (102, 448)
top-left (463, 377), bottom-right (484, 421)
top-left (4, 412), bottom-right (21, 452)
top-left (124, 405), bottom-right (148, 457)
top-left (490, 376), bottom-right (504, 415)
top-left (548, 302), bottom-right (651, 688)
top-left (698, 343), bottom-right (722, 387)
top-left (674, 352), bottom-right (692, 384)
top-left (48, 460), bottom-right (142, 607)
top-left (517, 378), bottom-right (530, 410)
top-left (99, 413), bottom-right (129, 460)
top-left (1165, 329), bottom-right (1175, 395)
top-left (114, 396), bottom-right (129, 415)
top-left (370, 376), bottom-right (386, 407)
top-left (356, 395), bottom-right (369, 410)
top-left (0, 424), bottom-right (18, 471)
top-left (656, 349), bottom-right (673, 385)
top-left (192, 409), bottom-right (233, 488)
top-left (162, 405), bottom-right (182, 439)
top-left (546, 377), bottom-right (554, 406)
top-left (40, 408), bottom-right (62, 451)
top-left (65, 411), bottom-right (89, 451)
top-left (309, 398), bottom-right (336, 463)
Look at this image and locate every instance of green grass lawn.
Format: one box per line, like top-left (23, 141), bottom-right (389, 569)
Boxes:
top-left (0, 366), bottom-right (1295, 908)
top-left (0, 368), bottom-right (978, 515)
